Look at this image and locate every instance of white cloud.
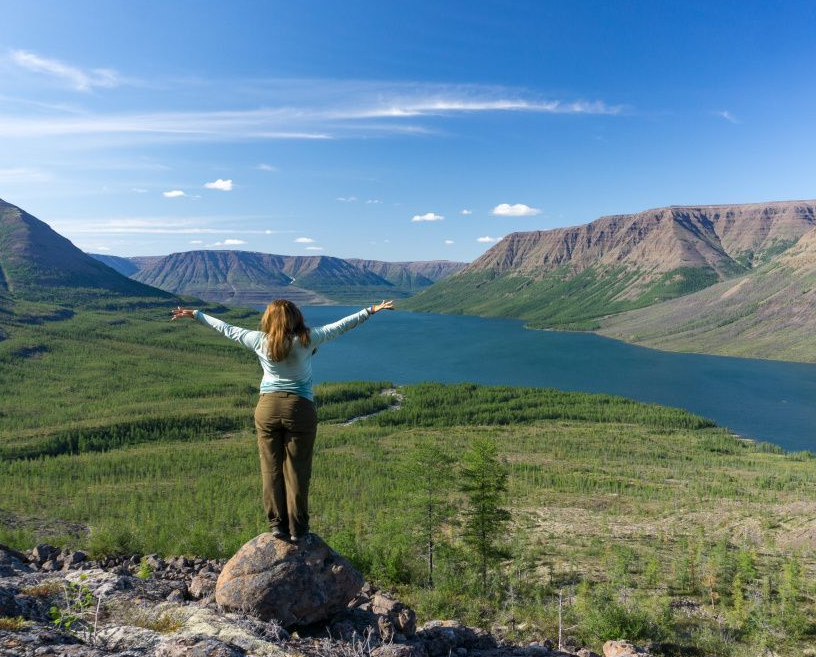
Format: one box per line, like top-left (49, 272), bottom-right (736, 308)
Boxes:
top-left (190, 240), bottom-right (204, 244)
top-left (51, 215), bottom-right (296, 235)
top-left (411, 212), bottom-right (444, 222)
top-left (306, 246), bottom-right (324, 251)
top-left (257, 163), bottom-right (278, 171)
top-left (95, 245), bottom-right (111, 251)
top-left (716, 110), bottom-right (740, 124)
top-left (162, 190), bottom-right (186, 198)
top-left (294, 237), bottom-right (315, 243)
top-left (366, 199), bottom-right (381, 204)
top-left (132, 187), bottom-right (148, 193)
top-left (460, 209), bottom-right (472, 215)
top-left (477, 236), bottom-right (500, 243)
top-left (336, 196), bottom-right (357, 202)
top-left (444, 240), bottom-right (455, 245)
top-left (204, 178), bottom-right (233, 191)
top-left (492, 203), bottom-right (541, 217)
top-left (211, 238), bottom-right (246, 246)
top-left (10, 49), bottom-right (119, 92)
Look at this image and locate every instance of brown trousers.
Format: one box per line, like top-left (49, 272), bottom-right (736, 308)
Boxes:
top-left (254, 392), bottom-right (318, 536)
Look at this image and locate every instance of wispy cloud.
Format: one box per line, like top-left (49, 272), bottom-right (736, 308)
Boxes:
top-left (131, 187), bottom-right (148, 193)
top-left (0, 166), bottom-right (51, 182)
top-left (0, 79), bottom-right (624, 144)
top-left (52, 216), bottom-right (296, 235)
top-left (9, 49), bottom-right (119, 92)
top-left (366, 199), bottom-right (381, 204)
top-left (477, 235), bottom-right (500, 243)
top-left (444, 239), bottom-right (455, 245)
top-left (162, 190), bottom-right (187, 198)
top-left (257, 163), bottom-right (278, 171)
top-left (336, 196), bottom-right (357, 202)
top-left (492, 203), bottom-right (541, 217)
top-left (306, 246), bottom-right (324, 251)
top-left (294, 237), bottom-right (315, 243)
top-left (204, 178), bottom-right (233, 191)
top-left (460, 209), bottom-right (472, 215)
top-left (716, 110), bottom-right (740, 124)
top-left (190, 240), bottom-right (204, 244)
top-left (219, 238), bottom-right (246, 245)
top-left (411, 212), bottom-right (444, 222)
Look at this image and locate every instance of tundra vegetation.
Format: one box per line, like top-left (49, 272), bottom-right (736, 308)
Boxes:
top-left (1, 301), bottom-right (815, 655)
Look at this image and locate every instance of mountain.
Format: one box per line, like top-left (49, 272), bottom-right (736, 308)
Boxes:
top-left (89, 251), bottom-right (468, 306)
top-left (597, 224), bottom-right (816, 362)
top-left (346, 259), bottom-right (466, 291)
top-left (405, 201), bottom-right (816, 329)
top-left (118, 250), bottom-right (405, 306)
top-left (0, 198), bottom-right (171, 305)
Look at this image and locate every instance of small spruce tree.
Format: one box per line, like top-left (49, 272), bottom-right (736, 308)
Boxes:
top-left (459, 436), bottom-right (511, 593)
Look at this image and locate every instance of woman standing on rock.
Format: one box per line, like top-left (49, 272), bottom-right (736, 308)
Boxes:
top-left (172, 300), bottom-right (393, 541)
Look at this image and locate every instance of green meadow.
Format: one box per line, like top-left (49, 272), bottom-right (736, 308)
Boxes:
top-left (1, 299), bottom-right (815, 655)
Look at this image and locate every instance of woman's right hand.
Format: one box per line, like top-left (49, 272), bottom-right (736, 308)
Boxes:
top-left (371, 300), bottom-right (394, 314)
top-left (171, 307), bottom-right (197, 321)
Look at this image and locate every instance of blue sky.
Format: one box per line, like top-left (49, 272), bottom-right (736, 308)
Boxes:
top-left (1, 0), bottom-right (814, 261)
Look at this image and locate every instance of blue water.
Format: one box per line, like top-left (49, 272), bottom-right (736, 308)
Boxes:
top-left (296, 307), bottom-right (816, 452)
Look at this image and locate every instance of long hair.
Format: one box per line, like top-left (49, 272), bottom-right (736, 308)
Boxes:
top-left (260, 299), bottom-right (311, 361)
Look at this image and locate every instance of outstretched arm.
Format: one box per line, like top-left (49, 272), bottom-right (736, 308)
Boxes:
top-left (310, 300), bottom-right (394, 347)
top-left (171, 307), bottom-right (264, 351)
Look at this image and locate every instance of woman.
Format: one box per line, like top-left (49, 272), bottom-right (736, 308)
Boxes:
top-left (171, 299), bottom-right (393, 541)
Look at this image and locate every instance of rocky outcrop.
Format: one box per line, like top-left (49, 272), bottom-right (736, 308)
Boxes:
top-left (602, 640), bottom-right (652, 657)
top-left (0, 543), bottom-right (655, 657)
top-left (215, 533), bottom-right (364, 626)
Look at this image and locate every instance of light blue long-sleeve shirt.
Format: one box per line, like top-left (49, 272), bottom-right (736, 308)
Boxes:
top-left (193, 308), bottom-right (372, 401)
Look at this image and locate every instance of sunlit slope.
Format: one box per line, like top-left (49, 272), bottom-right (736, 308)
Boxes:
top-left (405, 201), bottom-right (816, 330)
top-left (598, 226), bottom-right (816, 362)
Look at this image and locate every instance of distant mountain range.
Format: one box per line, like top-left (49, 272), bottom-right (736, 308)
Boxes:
top-left (90, 251), bottom-right (466, 306)
top-left (405, 200), bottom-right (816, 361)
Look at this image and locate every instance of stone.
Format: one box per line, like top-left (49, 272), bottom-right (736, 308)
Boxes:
top-left (0, 544), bottom-right (32, 577)
top-left (417, 621), bottom-right (497, 657)
top-left (189, 573), bottom-right (218, 600)
top-left (31, 544), bottom-right (59, 566)
top-left (174, 605), bottom-right (288, 656)
top-left (64, 568), bottom-right (132, 597)
top-left (215, 533), bottom-right (363, 627)
top-left (577, 649), bottom-right (601, 657)
top-left (372, 592), bottom-right (417, 638)
top-left (602, 640), bottom-right (651, 657)
top-left (95, 625), bottom-right (163, 653)
top-left (167, 588), bottom-right (186, 603)
top-left (156, 634), bottom-right (246, 657)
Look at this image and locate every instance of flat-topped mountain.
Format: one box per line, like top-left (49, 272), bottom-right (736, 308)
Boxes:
top-left (0, 198), bottom-right (170, 304)
top-left (348, 259), bottom-right (466, 290)
top-left (598, 223), bottom-right (816, 361)
top-left (90, 251), bottom-right (467, 306)
top-left (406, 200), bottom-right (816, 330)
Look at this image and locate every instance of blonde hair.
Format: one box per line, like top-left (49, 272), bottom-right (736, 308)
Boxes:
top-left (260, 299), bottom-right (311, 361)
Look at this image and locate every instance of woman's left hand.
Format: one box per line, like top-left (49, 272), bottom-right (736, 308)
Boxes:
top-left (371, 300), bottom-right (394, 313)
top-left (171, 307), bottom-right (197, 321)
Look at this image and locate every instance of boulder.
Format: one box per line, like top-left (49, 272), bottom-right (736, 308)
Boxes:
top-left (0, 544), bottom-right (32, 577)
top-left (372, 591), bottom-right (417, 638)
top-left (215, 533), bottom-right (363, 627)
top-left (190, 573), bottom-right (218, 600)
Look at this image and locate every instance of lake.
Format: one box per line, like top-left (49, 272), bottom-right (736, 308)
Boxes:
top-left (296, 306), bottom-right (816, 452)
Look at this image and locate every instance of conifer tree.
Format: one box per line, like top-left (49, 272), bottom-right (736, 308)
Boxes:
top-left (459, 437), bottom-right (511, 593)
top-left (403, 442), bottom-right (455, 587)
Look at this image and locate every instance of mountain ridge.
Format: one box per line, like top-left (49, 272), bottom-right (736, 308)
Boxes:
top-left (90, 250), bottom-right (467, 306)
top-left (405, 200), bottom-right (816, 332)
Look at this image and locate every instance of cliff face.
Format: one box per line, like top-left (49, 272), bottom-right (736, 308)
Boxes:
top-left (467, 201), bottom-right (816, 278)
top-left (406, 200), bottom-right (816, 330)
